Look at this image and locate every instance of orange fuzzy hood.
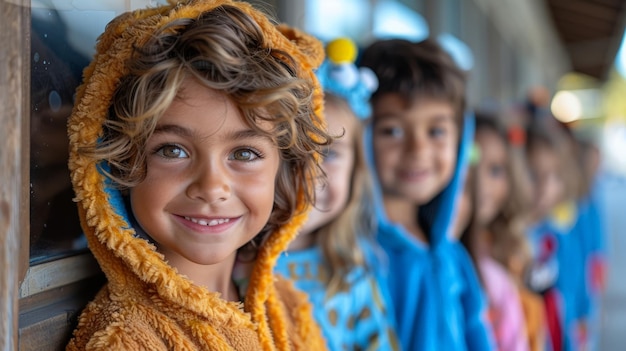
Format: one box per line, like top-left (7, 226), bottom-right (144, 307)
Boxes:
top-left (66, 0), bottom-right (326, 350)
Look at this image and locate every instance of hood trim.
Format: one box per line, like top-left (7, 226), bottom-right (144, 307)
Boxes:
top-left (68, 0), bottom-right (325, 346)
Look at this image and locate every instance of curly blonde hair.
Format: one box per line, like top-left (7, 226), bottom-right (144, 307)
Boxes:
top-left (81, 5), bottom-right (331, 239)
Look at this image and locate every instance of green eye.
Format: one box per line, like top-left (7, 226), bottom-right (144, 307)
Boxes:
top-left (490, 164), bottom-right (506, 177)
top-left (231, 148), bottom-right (259, 161)
top-left (157, 145), bottom-right (188, 158)
top-left (323, 148), bottom-right (339, 162)
top-left (429, 127), bottom-right (446, 138)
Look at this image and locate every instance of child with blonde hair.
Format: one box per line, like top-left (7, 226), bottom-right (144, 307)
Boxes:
top-left (276, 38), bottom-right (399, 351)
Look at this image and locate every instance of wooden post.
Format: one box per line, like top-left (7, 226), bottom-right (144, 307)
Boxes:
top-left (0, 1), bottom-right (30, 350)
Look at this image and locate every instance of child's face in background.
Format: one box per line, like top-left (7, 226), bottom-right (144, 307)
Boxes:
top-left (130, 78), bottom-right (280, 270)
top-left (475, 129), bottom-right (509, 225)
top-left (372, 94), bottom-right (458, 205)
top-left (527, 143), bottom-right (564, 219)
top-left (298, 102), bottom-right (356, 237)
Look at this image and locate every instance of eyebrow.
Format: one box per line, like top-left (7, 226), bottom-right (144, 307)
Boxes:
top-left (154, 124), bottom-right (194, 137)
top-left (374, 112), bottom-right (455, 122)
top-left (429, 114), bottom-right (455, 123)
top-left (373, 112), bottom-right (400, 120)
top-left (153, 124), bottom-right (270, 141)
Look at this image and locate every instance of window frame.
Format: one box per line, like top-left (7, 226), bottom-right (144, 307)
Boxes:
top-left (1, 0), bottom-right (31, 349)
top-left (0, 2), bottom-right (106, 350)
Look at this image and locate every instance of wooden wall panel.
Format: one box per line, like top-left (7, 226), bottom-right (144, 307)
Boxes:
top-left (0, 1), bottom-right (30, 350)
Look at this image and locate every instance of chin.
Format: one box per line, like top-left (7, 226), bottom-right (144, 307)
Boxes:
top-left (183, 252), bottom-right (233, 266)
top-left (479, 210), bottom-right (496, 224)
top-left (409, 190), bottom-right (439, 205)
top-left (197, 258), bottom-right (230, 267)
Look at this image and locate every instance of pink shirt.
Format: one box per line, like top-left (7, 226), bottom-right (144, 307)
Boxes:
top-left (479, 256), bottom-right (530, 351)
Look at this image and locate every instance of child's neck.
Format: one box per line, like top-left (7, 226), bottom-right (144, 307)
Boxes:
top-left (476, 229), bottom-right (493, 257)
top-left (384, 197), bottom-right (428, 244)
top-left (165, 251), bottom-right (240, 301)
top-left (287, 230), bottom-right (316, 251)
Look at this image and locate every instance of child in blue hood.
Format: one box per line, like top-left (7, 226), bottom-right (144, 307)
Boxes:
top-left (525, 119), bottom-right (590, 351)
top-left (574, 138), bottom-right (606, 351)
top-left (276, 38), bottom-right (400, 351)
top-left (359, 38), bottom-right (495, 351)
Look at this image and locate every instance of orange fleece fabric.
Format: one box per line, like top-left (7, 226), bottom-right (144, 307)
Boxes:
top-left (66, 1), bottom-right (327, 350)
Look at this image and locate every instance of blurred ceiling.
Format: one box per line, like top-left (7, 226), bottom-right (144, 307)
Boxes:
top-left (545, 0), bottom-right (626, 81)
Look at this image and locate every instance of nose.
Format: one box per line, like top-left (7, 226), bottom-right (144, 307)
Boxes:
top-left (405, 130), bottom-right (426, 159)
top-left (185, 160), bottom-right (231, 204)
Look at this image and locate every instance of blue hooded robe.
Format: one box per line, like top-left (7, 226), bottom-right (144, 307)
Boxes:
top-left (527, 203), bottom-right (590, 351)
top-left (576, 178), bottom-right (607, 351)
top-left (366, 114), bottom-right (495, 351)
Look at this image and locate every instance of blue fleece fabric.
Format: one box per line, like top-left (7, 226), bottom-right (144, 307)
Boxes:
top-left (574, 199), bottom-right (603, 312)
top-left (527, 211), bottom-right (588, 351)
top-left (576, 186), bottom-right (607, 351)
top-left (275, 242), bottom-right (400, 351)
top-left (578, 179), bottom-right (607, 299)
top-left (366, 114), bottom-right (495, 351)
top-left (99, 163), bottom-right (131, 225)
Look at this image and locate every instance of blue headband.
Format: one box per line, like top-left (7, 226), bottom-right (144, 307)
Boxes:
top-left (315, 38), bottom-right (378, 119)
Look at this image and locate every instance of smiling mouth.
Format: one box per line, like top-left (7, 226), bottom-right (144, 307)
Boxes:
top-left (399, 169), bottom-right (429, 179)
top-left (184, 216), bottom-right (231, 227)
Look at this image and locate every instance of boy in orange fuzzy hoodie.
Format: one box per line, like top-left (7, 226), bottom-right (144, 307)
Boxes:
top-left (65, 1), bottom-right (331, 349)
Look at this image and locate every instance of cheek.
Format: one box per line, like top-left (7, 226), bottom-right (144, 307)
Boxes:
top-left (439, 144), bottom-right (458, 179)
top-left (374, 147), bottom-right (398, 184)
top-left (129, 179), bottom-right (175, 235)
top-left (323, 161), bottom-right (353, 208)
top-left (373, 137), bottom-right (399, 166)
top-left (495, 179), bottom-right (510, 205)
top-left (239, 164), bottom-right (280, 215)
top-left (131, 174), bottom-right (179, 209)
top-left (323, 183), bottom-right (349, 218)
top-left (248, 179), bottom-right (275, 211)
top-left (458, 195), bottom-right (471, 225)
top-left (548, 177), bottom-right (565, 199)
top-left (334, 171), bottom-right (353, 208)
top-left (373, 140), bottom-right (388, 167)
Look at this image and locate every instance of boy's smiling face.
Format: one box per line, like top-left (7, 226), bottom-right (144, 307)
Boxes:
top-left (372, 93), bottom-right (459, 205)
top-left (130, 78), bottom-right (280, 272)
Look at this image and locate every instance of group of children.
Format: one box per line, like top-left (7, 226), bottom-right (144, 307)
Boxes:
top-left (64, 0), bottom-right (605, 350)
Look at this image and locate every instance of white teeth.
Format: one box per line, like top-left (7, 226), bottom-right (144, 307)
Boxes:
top-left (184, 216), bottom-right (230, 226)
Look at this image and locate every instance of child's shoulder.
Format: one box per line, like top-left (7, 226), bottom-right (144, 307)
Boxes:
top-left (67, 285), bottom-right (166, 350)
top-left (272, 275), bottom-right (328, 349)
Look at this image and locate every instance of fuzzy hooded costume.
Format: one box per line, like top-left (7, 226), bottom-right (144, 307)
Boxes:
top-left (65, 1), bottom-right (329, 350)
